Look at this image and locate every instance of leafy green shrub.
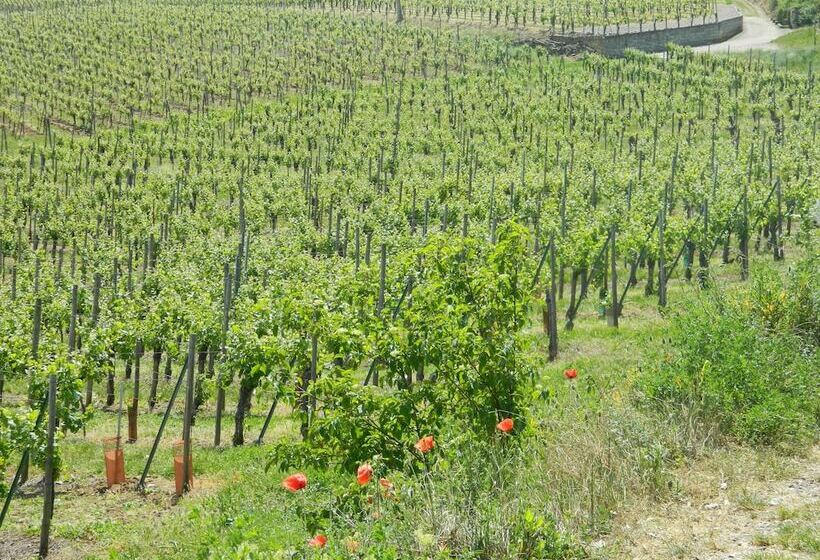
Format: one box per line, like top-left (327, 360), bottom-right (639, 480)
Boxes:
top-left (270, 222), bottom-right (535, 472)
top-left (639, 257), bottom-right (819, 448)
top-left (270, 375), bottom-right (446, 472)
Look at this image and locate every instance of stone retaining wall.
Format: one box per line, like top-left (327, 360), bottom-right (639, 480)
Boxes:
top-left (550, 5), bottom-right (743, 57)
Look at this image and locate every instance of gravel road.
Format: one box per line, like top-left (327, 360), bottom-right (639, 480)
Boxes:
top-left (693, 4), bottom-right (789, 53)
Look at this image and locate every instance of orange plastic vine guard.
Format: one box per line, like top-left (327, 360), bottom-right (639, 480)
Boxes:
top-left (173, 439), bottom-right (193, 496)
top-left (103, 436), bottom-right (126, 488)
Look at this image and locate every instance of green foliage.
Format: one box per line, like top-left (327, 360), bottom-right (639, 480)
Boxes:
top-left (0, 406), bottom-right (45, 497)
top-left (0, 316), bottom-right (29, 386)
top-left (768, 0), bottom-right (818, 27)
top-left (271, 375), bottom-right (445, 472)
top-left (28, 353), bottom-right (90, 437)
top-left (639, 256), bottom-right (819, 447)
top-left (0, 301), bottom-right (90, 491)
top-left (270, 222), bottom-right (534, 473)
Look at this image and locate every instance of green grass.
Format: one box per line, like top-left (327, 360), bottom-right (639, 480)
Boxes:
top-left (0, 128), bottom-right (46, 154)
top-left (774, 26), bottom-right (819, 48)
top-left (776, 521), bottom-right (820, 553)
top-left (777, 504), bottom-right (815, 522)
top-left (771, 26), bottom-right (820, 71)
top-left (748, 553), bottom-right (800, 560)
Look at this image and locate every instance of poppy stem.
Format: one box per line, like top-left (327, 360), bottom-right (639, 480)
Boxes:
top-left (421, 452), bottom-right (435, 517)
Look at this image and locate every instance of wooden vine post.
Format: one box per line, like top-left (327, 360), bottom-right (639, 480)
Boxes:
top-left (128, 339), bottom-right (142, 443)
top-left (658, 183), bottom-right (668, 309)
top-left (373, 243), bottom-right (387, 387)
top-left (773, 178), bottom-right (783, 261)
top-left (354, 226), bottom-right (361, 271)
top-left (558, 164), bottom-right (568, 300)
top-left (608, 224), bottom-right (618, 328)
top-left (546, 236), bottom-right (559, 360)
top-left (215, 263), bottom-right (231, 447)
top-left (423, 199), bottom-right (429, 237)
top-left (256, 382), bottom-right (282, 445)
top-left (22, 260), bottom-right (43, 484)
top-left (298, 358), bottom-right (310, 440)
top-left (86, 272), bottom-right (101, 406)
top-left (181, 335), bottom-right (196, 496)
top-left (740, 148), bottom-right (753, 281)
top-left (309, 332), bottom-right (318, 430)
top-left (68, 285), bottom-right (78, 352)
top-left (38, 373), bottom-right (57, 558)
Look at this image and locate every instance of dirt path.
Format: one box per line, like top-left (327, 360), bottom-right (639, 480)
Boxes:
top-left (600, 447), bottom-right (820, 559)
top-left (693, 1), bottom-right (789, 53)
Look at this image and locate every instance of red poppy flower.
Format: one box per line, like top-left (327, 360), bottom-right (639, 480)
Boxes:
top-left (308, 534), bottom-right (327, 548)
top-left (415, 435), bottom-right (435, 453)
top-left (564, 368), bottom-right (578, 380)
top-left (379, 478), bottom-right (393, 489)
top-left (282, 472), bottom-right (307, 492)
top-left (356, 463), bottom-right (373, 485)
top-left (496, 418), bottom-right (514, 433)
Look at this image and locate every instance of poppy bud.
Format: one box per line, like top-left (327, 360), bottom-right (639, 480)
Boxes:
top-left (282, 472), bottom-right (307, 492)
top-left (356, 463), bottom-right (373, 485)
top-left (496, 418), bottom-right (514, 433)
top-left (308, 534), bottom-right (327, 548)
top-left (415, 435), bottom-right (435, 453)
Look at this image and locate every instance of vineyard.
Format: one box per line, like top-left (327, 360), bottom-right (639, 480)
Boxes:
top-left (0, 0), bottom-right (720, 30)
top-left (0, 0), bottom-right (818, 559)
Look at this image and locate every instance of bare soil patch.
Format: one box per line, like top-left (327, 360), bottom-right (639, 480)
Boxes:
top-left (600, 447), bottom-right (819, 559)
